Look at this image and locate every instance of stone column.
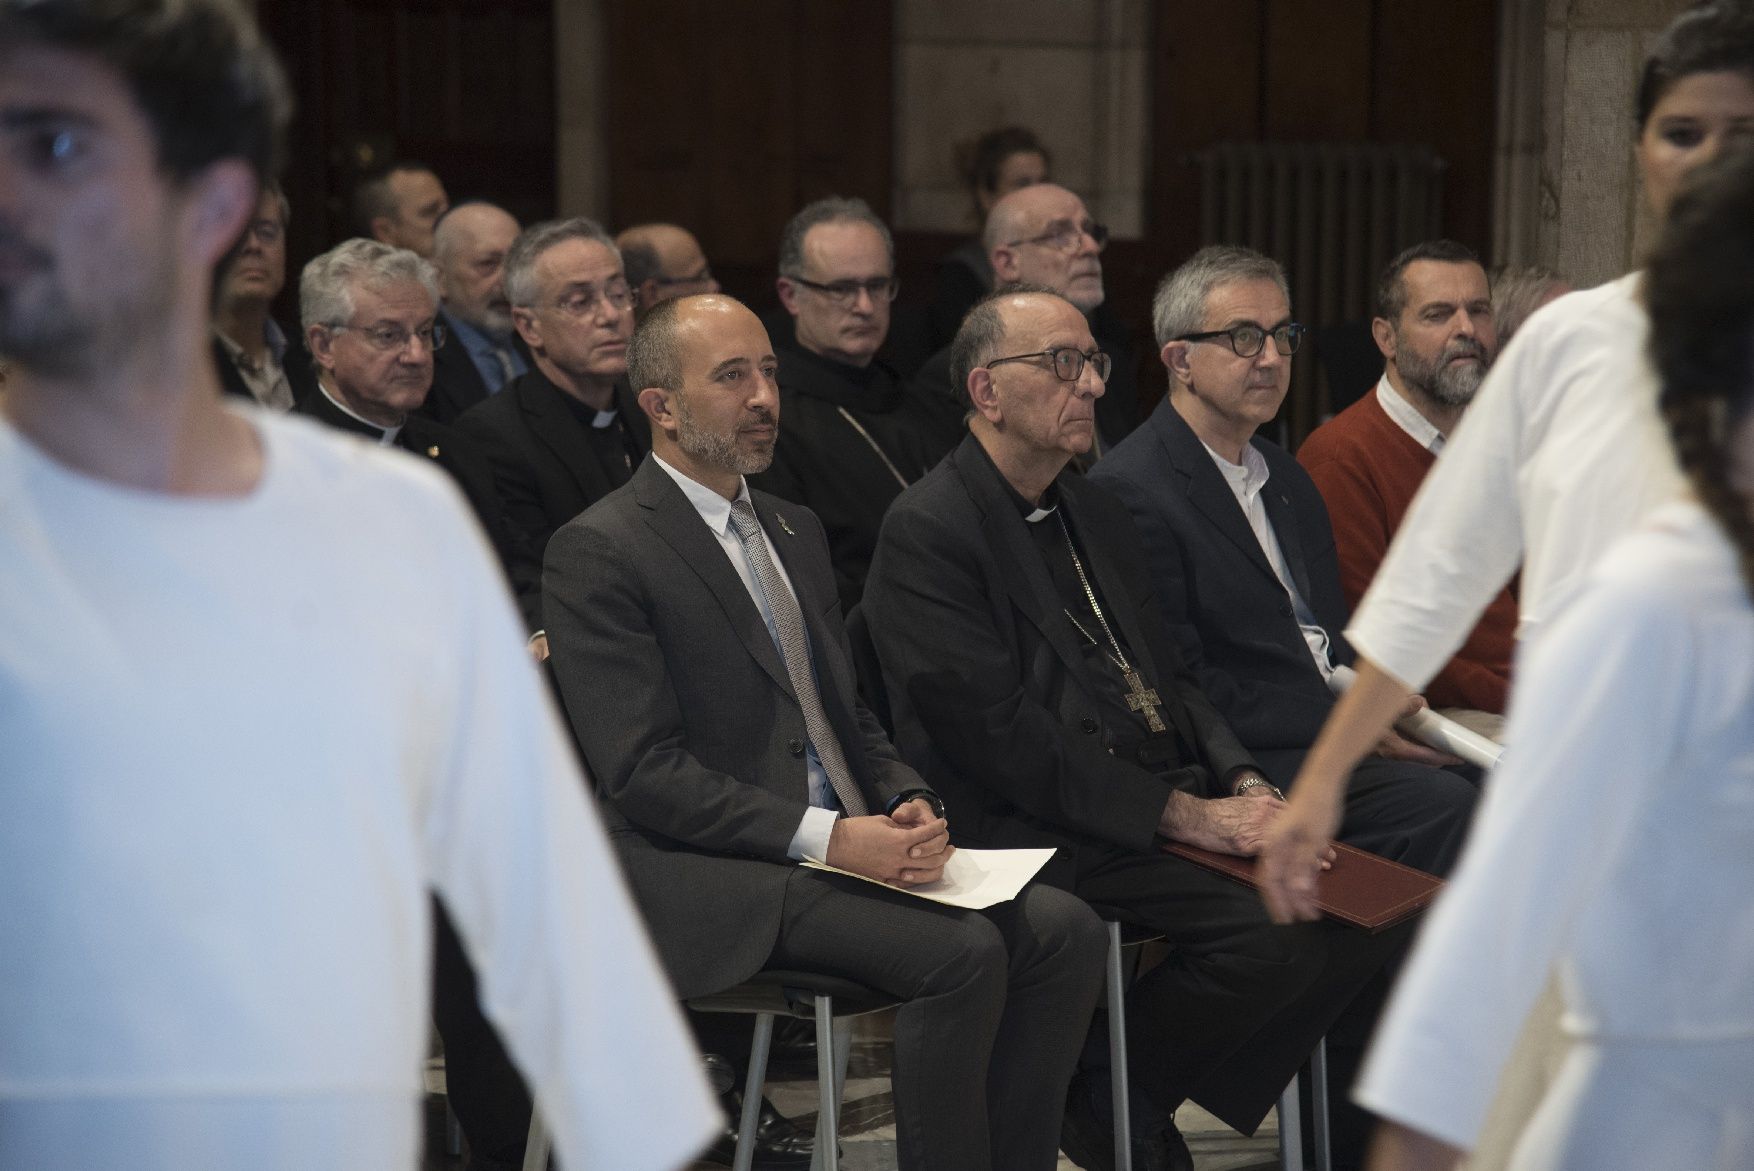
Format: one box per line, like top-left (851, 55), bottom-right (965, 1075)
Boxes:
top-left (554, 0), bottom-right (610, 221)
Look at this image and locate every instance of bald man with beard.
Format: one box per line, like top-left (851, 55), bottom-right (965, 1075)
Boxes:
top-left (424, 202), bottom-right (528, 423)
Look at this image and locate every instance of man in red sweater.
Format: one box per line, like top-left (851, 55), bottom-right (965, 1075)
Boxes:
top-left (1298, 241), bottom-right (1515, 739)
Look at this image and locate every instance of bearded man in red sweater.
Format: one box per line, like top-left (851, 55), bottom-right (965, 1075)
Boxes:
top-left (1298, 241), bottom-right (1514, 740)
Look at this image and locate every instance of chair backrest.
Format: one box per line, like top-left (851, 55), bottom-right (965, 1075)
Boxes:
top-left (842, 604), bottom-right (893, 737)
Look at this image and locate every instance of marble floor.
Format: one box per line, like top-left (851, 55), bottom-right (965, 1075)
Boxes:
top-left (424, 1010), bottom-right (1290, 1170)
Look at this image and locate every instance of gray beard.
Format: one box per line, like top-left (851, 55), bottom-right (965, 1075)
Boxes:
top-left (1397, 338), bottom-right (1489, 408)
top-left (675, 391), bottom-right (774, 476)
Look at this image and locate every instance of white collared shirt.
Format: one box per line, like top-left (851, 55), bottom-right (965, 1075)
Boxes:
top-left (1201, 440), bottom-right (1335, 678)
top-left (1375, 376), bottom-right (1445, 454)
top-left (651, 454), bottom-right (839, 862)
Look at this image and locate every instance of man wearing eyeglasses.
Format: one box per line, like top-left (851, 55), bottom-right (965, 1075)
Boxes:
top-left (910, 184), bottom-right (1138, 463)
top-left (617, 222), bottom-right (721, 317)
top-left (211, 182), bottom-right (315, 412)
top-left (454, 217), bottom-right (651, 636)
top-left (864, 284), bottom-right (1425, 1171)
top-left (756, 197), bottom-right (939, 610)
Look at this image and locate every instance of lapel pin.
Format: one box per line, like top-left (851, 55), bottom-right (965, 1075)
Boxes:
top-left (776, 513), bottom-right (796, 536)
top-left (426, 445), bottom-right (441, 458)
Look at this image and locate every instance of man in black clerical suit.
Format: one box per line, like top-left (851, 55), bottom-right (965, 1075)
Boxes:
top-left (543, 293), bottom-right (1105, 1171)
top-left (863, 286), bottom-right (1471, 1171)
top-left (421, 201), bottom-right (531, 425)
top-left (453, 217), bottom-right (650, 641)
top-left (292, 238), bottom-right (536, 602)
top-left (750, 198), bottom-right (940, 610)
top-left (1086, 245), bottom-right (1479, 814)
top-left (909, 184), bottom-right (1138, 465)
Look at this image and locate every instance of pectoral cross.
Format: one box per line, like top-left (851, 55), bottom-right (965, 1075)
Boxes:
top-left (1123, 670), bottom-right (1166, 733)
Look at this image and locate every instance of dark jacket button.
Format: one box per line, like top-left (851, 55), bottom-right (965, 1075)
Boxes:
top-left (1080, 718), bottom-right (1099, 734)
top-left (787, 737), bottom-right (805, 757)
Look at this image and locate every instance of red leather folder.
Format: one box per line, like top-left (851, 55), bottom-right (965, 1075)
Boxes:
top-left (1165, 841), bottom-right (1443, 933)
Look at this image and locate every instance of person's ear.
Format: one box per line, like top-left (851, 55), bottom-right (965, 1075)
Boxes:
top-left (968, 366), bottom-right (1002, 424)
top-left (990, 245), bottom-right (1021, 284)
top-left (775, 276), bottom-right (802, 317)
top-left (1160, 339), bottom-right (1194, 389)
top-left (1370, 316), bottom-right (1397, 362)
top-left (638, 385), bottom-right (677, 435)
top-left (307, 324), bottom-right (336, 373)
top-left (186, 159), bottom-right (257, 268)
top-left (511, 306), bottom-right (540, 351)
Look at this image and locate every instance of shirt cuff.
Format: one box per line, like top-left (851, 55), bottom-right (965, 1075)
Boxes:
top-left (787, 806), bottom-right (839, 863)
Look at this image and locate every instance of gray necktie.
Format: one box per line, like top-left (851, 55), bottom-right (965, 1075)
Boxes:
top-left (728, 499), bottom-right (868, 817)
top-left (491, 345), bottom-right (517, 391)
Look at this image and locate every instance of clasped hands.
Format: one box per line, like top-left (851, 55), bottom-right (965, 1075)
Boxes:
top-left (824, 797), bottom-right (953, 887)
top-left (1157, 773), bottom-right (1336, 872)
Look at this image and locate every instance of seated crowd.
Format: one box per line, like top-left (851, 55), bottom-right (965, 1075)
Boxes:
top-left (19, 4), bottom-right (1753, 1171)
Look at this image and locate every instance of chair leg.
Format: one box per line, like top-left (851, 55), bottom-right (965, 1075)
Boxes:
top-left (1311, 1037), bottom-right (1331, 1171)
top-left (1106, 921), bottom-right (1134, 1171)
top-left (811, 995), bottom-right (838, 1171)
top-left (444, 1095), bottom-right (463, 1156)
top-left (521, 1102), bottom-right (550, 1171)
top-left (734, 1013), bottom-right (776, 1171)
top-left (1277, 1072), bottom-right (1305, 1171)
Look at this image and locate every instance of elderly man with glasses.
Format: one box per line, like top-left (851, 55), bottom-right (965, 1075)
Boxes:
top-left (911, 183), bottom-right (1139, 464)
top-left (864, 283), bottom-right (1437, 1171)
top-left (753, 197), bottom-right (941, 609)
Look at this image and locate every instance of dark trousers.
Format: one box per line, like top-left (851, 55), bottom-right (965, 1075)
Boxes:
top-left (767, 868), bottom-right (1106, 1171)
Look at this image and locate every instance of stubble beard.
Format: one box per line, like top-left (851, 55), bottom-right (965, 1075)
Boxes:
top-left (1398, 336), bottom-right (1489, 409)
top-left (674, 388), bottom-right (775, 476)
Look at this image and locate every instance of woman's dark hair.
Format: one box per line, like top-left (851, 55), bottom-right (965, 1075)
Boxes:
top-left (0, 0), bottom-right (291, 183)
top-left (1648, 144), bottom-right (1754, 598)
top-left (1635, 3), bottom-right (1754, 129)
top-left (957, 126), bottom-right (1050, 221)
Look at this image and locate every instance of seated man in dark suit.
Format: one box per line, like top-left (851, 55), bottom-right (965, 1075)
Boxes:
top-left (293, 237), bottom-right (537, 605)
top-left (211, 181), bottom-right (314, 411)
top-left (453, 217), bottom-right (649, 641)
top-left (422, 201), bottom-right (529, 424)
top-left (863, 285), bottom-right (1473, 1170)
top-left (1088, 246), bottom-right (1482, 802)
top-left (544, 292), bottom-right (1106, 1171)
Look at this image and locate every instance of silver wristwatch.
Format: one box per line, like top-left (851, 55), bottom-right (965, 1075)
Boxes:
top-left (1233, 774), bottom-right (1285, 801)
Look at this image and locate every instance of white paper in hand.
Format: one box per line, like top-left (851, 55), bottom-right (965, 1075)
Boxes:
top-left (801, 847), bottom-right (1055, 909)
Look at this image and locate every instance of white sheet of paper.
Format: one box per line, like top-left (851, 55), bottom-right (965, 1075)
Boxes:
top-left (800, 847), bottom-right (1055, 910)
top-left (1328, 663), bottom-right (1506, 770)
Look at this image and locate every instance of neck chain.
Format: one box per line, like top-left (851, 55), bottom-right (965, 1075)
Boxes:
top-left (1056, 513), bottom-right (1167, 733)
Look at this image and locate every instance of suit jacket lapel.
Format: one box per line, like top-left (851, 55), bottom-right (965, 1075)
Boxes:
top-left (1152, 400), bottom-right (1280, 585)
top-left (951, 439), bottom-right (1097, 689)
top-left (633, 462), bottom-right (797, 700)
top-left (522, 372), bottom-right (618, 504)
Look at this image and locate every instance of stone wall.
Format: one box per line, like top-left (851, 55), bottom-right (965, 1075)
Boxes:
top-left (891, 0), bottom-right (1150, 239)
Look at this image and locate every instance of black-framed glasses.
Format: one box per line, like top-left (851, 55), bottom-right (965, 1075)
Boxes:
top-left (787, 275), bottom-right (900, 306)
top-left (986, 346), bottom-right (1112, 384)
top-left (1176, 322), bottom-right (1304, 358)
top-left (1006, 220), bottom-right (1109, 253)
top-left (328, 321), bottom-right (447, 352)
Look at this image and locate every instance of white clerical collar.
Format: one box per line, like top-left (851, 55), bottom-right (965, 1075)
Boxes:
top-left (653, 452), bottom-right (749, 537)
top-left (1200, 438), bottom-right (1271, 503)
top-left (318, 382), bottom-right (402, 446)
top-left (1375, 376), bottom-right (1446, 454)
top-left (592, 408), bottom-right (619, 430)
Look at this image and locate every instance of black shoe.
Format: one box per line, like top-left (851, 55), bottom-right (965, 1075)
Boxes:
top-left (701, 1091), bottom-right (816, 1170)
top-left (1133, 1120), bottom-right (1193, 1171)
top-left (764, 1016), bottom-right (820, 1073)
top-left (1059, 1077), bottom-right (1116, 1171)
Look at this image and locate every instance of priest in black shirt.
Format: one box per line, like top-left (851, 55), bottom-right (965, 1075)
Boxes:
top-left (293, 238), bottom-right (537, 605)
top-left (863, 286), bottom-right (1471, 1171)
top-left (752, 198), bottom-right (941, 610)
top-left (453, 217), bottom-right (649, 640)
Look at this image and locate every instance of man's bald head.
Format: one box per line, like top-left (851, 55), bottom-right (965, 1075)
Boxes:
top-left (985, 184), bottom-right (1108, 313)
top-left (617, 223), bottom-right (719, 313)
top-left (431, 202), bottom-right (522, 335)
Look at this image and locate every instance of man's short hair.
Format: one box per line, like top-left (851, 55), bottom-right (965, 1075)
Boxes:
top-left (949, 281), bottom-right (1061, 399)
top-left (619, 238), bottom-right (662, 288)
top-left (502, 217), bottom-right (620, 309)
top-left (1490, 264), bottom-right (1568, 346)
top-left (777, 197), bottom-right (893, 279)
top-left (1375, 240), bottom-right (1484, 322)
top-left (299, 238), bottom-right (439, 331)
top-left (625, 294), bottom-right (698, 394)
top-left (350, 161), bottom-right (439, 237)
top-left (1152, 245), bottom-right (1289, 348)
top-left (0, 0), bottom-right (291, 183)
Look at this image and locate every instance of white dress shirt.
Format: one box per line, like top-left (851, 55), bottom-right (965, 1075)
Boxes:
top-left (1375, 376), bottom-right (1446, 454)
top-left (652, 454), bottom-right (840, 862)
top-left (0, 410), bottom-right (717, 1171)
top-left (1201, 439), bottom-right (1336, 677)
top-left (1347, 274), bottom-right (1685, 689)
top-left (1355, 503), bottom-right (1754, 1150)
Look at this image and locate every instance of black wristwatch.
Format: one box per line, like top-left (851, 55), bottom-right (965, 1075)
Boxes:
top-left (887, 789), bottom-right (946, 819)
